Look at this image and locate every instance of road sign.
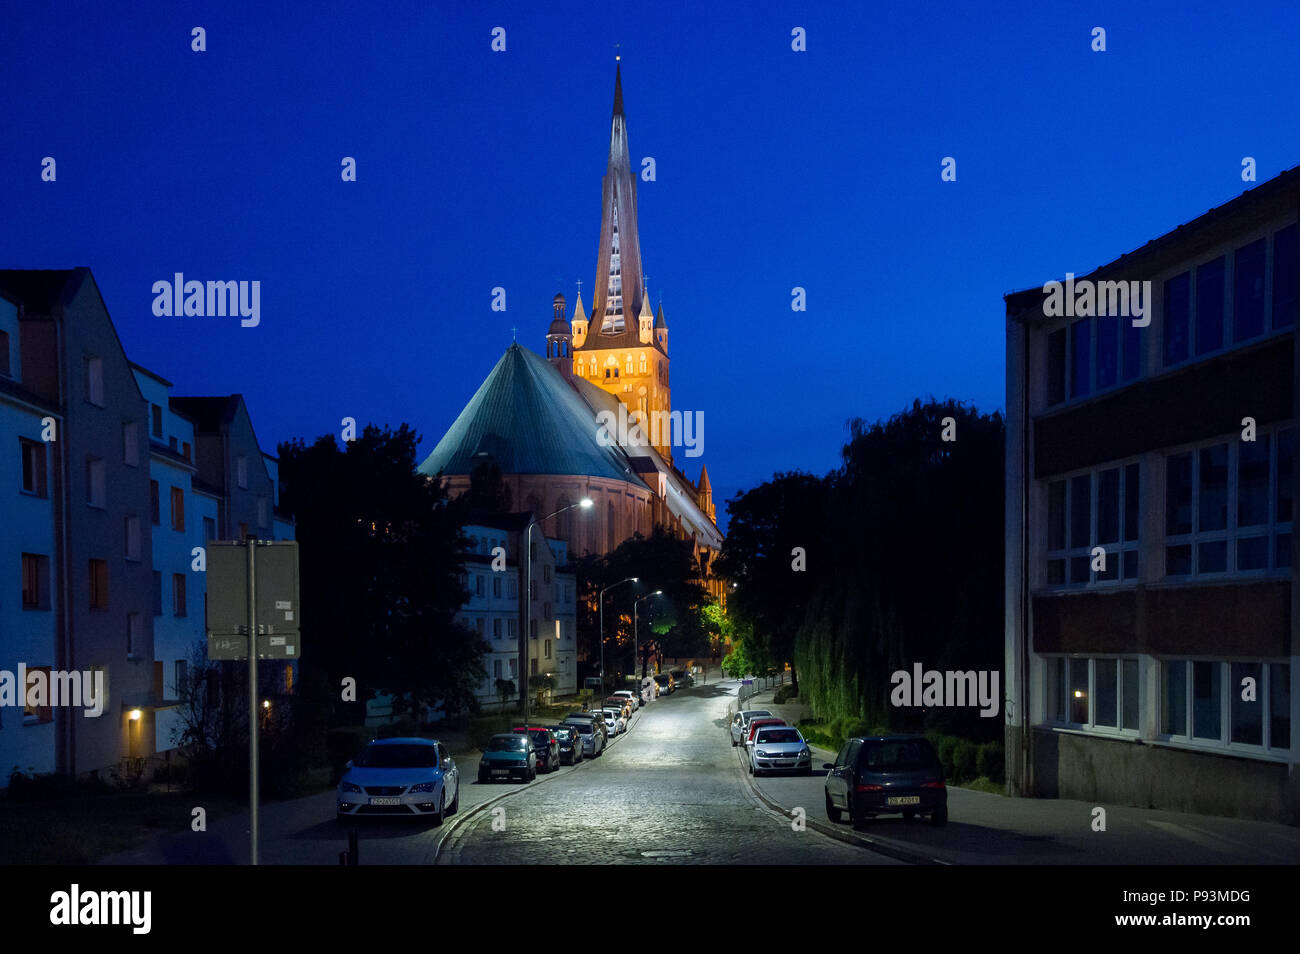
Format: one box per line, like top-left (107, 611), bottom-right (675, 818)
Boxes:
top-left (207, 540), bottom-right (300, 637)
top-left (207, 632), bottom-right (301, 661)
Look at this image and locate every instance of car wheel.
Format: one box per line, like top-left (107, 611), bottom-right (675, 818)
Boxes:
top-left (825, 792), bottom-right (842, 823)
top-left (432, 790), bottom-right (445, 827)
top-left (930, 804), bottom-right (948, 827)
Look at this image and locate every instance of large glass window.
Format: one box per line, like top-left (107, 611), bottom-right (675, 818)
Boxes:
top-left (1230, 662), bottom-right (1263, 745)
top-left (1046, 463), bottom-right (1140, 587)
top-left (1163, 272), bottom-right (1190, 365)
top-left (1070, 319), bottom-right (1090, 399)
top-left (1233, 238), bottom-right (1266, 342)
top-left (1050, 656), bottom-right (1139, 732)
top-left (1095, 316), bottom-right (1118, 389)
top-left (1163, 659), bottom-right (1289, 754)
top-left (1273, 224), bottom-right (1296, 329)
top-left (1194, 257), bottom-right (1225, 356)
top-left (1163, 660), bottom-right (1187, 737)
top-left (1192, 660), bottom-right (1221, 740)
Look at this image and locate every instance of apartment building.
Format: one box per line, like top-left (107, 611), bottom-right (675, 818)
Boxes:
top-left (1005, 168), bottom-right (1300, 823)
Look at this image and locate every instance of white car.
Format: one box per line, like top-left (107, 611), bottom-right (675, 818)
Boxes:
top-left (337, 737), bottom-right (459, 823)
top-left (612, 690), bottom-right (641, 710)
top-left (600, 708), bottom-right (626, 735)
top-left (749, 726), bottom-right (813, 777)
top-left (730, 709), bottom-right (773, 746)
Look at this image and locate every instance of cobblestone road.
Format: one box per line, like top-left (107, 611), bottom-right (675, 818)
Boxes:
top-left (440, 682), bottom-right (898, 865)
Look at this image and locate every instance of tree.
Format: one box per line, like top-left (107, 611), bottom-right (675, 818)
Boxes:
top-left (278, 423), bottom-right (490, 724)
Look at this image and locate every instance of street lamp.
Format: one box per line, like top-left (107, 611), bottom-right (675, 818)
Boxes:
top-left (599, 576), bottom-right (637, 697)
top-left (634, 590), bottom-right (663, 680)
top-left (522, 497), bottom-right (592, 721)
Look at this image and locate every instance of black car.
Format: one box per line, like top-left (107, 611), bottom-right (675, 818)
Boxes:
top-left (549, 724), bottom-right (584, 765)
top-left (824, 735), bottom-right (947, 827)
top-left (512, 726), bottom-right (560, 773)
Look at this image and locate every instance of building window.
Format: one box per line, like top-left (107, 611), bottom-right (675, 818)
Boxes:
top-left (530, 658), bottom-right (538, 676)
top-left (84, 356), bottom-right (104, 406)
top-left (1165, 429), bottom-right (1293, 578)
top-left (170, 486), bottom-right (185, 531)
top-left (21, 553), bottom-right (48, 609)
top-left (175, 660), bottom-right (188, 699)
top-left (475, 617), bottom-right (485, 635)
top-left (86, 457), bottom-right (106, 508)
top-left (493, 618), bottom-right (503, 639)
top-left (508, 618), bottom-right (518, 638)
top-left (1234, 237), bottom-right (1267, 343)
top-left (1161, 659), bottom-right (1289, 753)
top-left (123, 422), bottom-right (140, 467)
top-left (89, 559), bottom-right (109, 609)
top-left (544, 639), bottom-right (551, 660)
top-left (151, 403), bottom-right (163, 437)
top-left (1272, 224), bottom-right (1296, 328)
top-left (204, 516), bottom-right (216, 541)
top-left (509, 658), bottom-right (518, 679)
top-left (150, 480), bottom-right (160, 524)
top-left (1045, 462), bottom-right (1140, 587)
top-left (127, 612), bottom-right (141, 657)
top-left (543, 564), bottom-right (552, 583)
top-left (493, 659), bottom-right (503, 679)
top-left (182, 440), bottom-right (192, 462)
top-left (153, 570), bottom-right (162, 617)
top-left (172, 573), bottom-right (187, 616)
top-left (23, 667), bottom-right (53, 724)
top-left (237, 455), bottom-right (248, 489)
top-left (1045, 656), bottom-right (1139, 732)
top-left (20, 438), bottom-right (47, 497)
top-left (492, 576), bottom-right (502, 598)
top-left (475, 574), bottom-right (484, 597)
top-left (530, 618), bottom-right (537, 638)
top-left (124, 515), bottom-right (141, 562)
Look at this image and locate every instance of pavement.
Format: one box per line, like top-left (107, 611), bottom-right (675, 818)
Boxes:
top-left (735, 682), bottom-right (1300, 865)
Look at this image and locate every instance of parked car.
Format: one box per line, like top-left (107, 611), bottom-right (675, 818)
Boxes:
top-left (746, 717), bottom-right (788, 747)
top-left (512, 726), bottom-right (560, 773)
top-left (824, 735), bottom-right (948, 827)
top-left (653, 673), bottom-right (675, 694)
top-left (611, 689), bottom-right (641, 710)
top-left (600, 707), bottom-right (627, 735)
top-left (337, 737), bottom-right (459, 824)
top-left (563, 716), bottom-right (606, 757)
top-left (478, 733), bottom-right (537, 783)
top-left (670, 669), bottom-right (693, 688)
top-left (549, 724), bottom-right (584, 765)
top-left (565, 709), bottom-right (609, 745)
top-left (604, 696), bottom-right (633, 719)
top-left (749, 725), bottom-right (812, 776)
top-left (729, 709), bottom-right (774, 746)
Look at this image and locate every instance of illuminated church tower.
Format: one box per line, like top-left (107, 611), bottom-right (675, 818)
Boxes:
top-left (569, 60), bottom-right (673, 463)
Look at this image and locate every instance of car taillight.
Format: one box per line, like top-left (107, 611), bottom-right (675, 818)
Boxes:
top-left (855, 783), bottom-right (885, 792)
top-left (921, 780), bottom-right (946, 789)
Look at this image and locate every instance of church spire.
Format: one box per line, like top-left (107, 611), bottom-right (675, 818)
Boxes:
top-left (586, 59), bottom-right (645, 346)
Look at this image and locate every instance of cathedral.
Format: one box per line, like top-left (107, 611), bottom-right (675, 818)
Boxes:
top-left (419, 62), bottom-right (725, 601)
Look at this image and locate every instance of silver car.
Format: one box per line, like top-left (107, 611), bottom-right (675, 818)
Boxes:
top-left (730, 709), bottom-right (773, 746)
top-left (564, 716), bottom-right (607, 757)
top-left (749, 725), bottom-right (813, 776)
top-left (600, 707), bottom-right (626, 735)
top-left (337, 737), bottom-right (459, 823)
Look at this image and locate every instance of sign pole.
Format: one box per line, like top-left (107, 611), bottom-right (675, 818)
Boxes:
top-left (247, 539), bottom-right (259, 866)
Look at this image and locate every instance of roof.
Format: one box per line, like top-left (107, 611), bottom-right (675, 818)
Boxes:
top-left (1005, 163), bottom-right (1300, 316)
top-left (170, 395), bottom-right (237, 431)
top-left (0, 269), bottom-right (80, 314)
top-left (466, 510), bottom-right (533, 532)
top-left (418, 343), bottom-right (649, 486)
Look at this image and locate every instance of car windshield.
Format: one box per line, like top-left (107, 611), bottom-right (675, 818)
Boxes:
top-left (861, 740), bottom-right (938, 771)
top-left (742, 711), bottom-right (771, 720)
top-left (758, 729), bottom-right (801, 744)
top-left (486, 735), bottom-right (528, 752)
top-left (552, 728), bottom-right (572, 741)
top-left (355, 744), bottom-right (436, 768)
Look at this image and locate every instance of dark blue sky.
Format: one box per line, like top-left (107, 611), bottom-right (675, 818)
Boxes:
top-left (6, 1), bottom-right (1300, 519)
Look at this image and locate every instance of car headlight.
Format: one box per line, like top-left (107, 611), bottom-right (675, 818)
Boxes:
top-left (755, 750), bottom-right (769, 758)
top-left (799, 748), bottom-right (811, 758)
top-left (340, 781), bottom-right (362, 793)
top-left (409, 781), bottom-right (436, 793)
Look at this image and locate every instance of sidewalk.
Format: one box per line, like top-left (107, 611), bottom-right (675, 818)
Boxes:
top-left (732, 683), bottom-right (1300, 865)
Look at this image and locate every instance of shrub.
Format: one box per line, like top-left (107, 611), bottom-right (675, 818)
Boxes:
top-left (951, 740), bottom-right (978, 782)
top-left (843, 720), bottom-right (873, 740)
top-left (933, 735), bottom-right (958, 777)
top-left (976, 741), bottom-right (1005, 782)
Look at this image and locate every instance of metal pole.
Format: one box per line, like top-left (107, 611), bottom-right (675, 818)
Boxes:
top-left (521, 523), bottom-right (530, 722)
top-left (247, 539), bottom-right (258, 866)
top-left (633, 601), bottom-right (638, 684)
top-left (598, 588), bottom-right (604, 701)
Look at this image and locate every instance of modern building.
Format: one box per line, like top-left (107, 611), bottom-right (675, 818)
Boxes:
top-left (1004, 167), bottom-right (1300, 823)
top-left (457, 513), bottom-right (577, 709)
top-left (0, 268), bottom-right (293, 784)
top-left (418, 63), bottom-right (725, 604)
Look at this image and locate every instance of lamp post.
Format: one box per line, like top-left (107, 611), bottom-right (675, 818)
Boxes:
top-left (634, 591), bottom-right (663, 681)
top-left (599, 576), bottom-right (637, 697)
top-left (522, 497), bottom-right (592, 721)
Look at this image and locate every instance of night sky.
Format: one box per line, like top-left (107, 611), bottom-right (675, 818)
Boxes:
top-left (6, 1), bottom-right (1300, 525)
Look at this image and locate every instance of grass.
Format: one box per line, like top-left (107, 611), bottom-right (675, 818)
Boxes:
top-left (953, 776), bottom-right (1005, 795)
top-left (0, 789), bottom-right (243, 865)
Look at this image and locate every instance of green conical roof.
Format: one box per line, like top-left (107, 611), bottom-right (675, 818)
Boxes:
top-left (418, 343), bottom-right (644, 484)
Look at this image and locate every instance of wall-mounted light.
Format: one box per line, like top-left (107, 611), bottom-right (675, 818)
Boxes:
top-left (128, 708), bottom-right (142, 721)
top-left (262, 700), bottom-right (271, 709)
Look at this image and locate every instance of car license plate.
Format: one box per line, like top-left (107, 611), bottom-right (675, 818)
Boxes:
top-left (491, 769), bottom-right (509, 776)
top-left (369, 797), bottom-right (401, 805)
top-left (887, 795), bottom-right (921, 806)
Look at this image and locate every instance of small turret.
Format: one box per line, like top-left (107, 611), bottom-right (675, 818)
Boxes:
top-left (547, 293), bottom-right (573, 377)
top-left (654, 300), bottom-right (668, 353)
top-left (571, 290), bottom-right (589, 349)
top-left (638, 287), bottom-right (654, 344)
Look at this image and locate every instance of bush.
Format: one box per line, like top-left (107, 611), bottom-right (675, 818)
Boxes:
top-left (7, 767), bottom-right (75, 802)
top-left (843, 720), bottom-right (873, 741)
top-left (976, 741), bottom-right (1005, 782)
top-left (933, 735), bottom-right (958, 777)
top-left (951, 740), bottom-right (978, 782)
top-left (773, 685), bottom-right (797, 705)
